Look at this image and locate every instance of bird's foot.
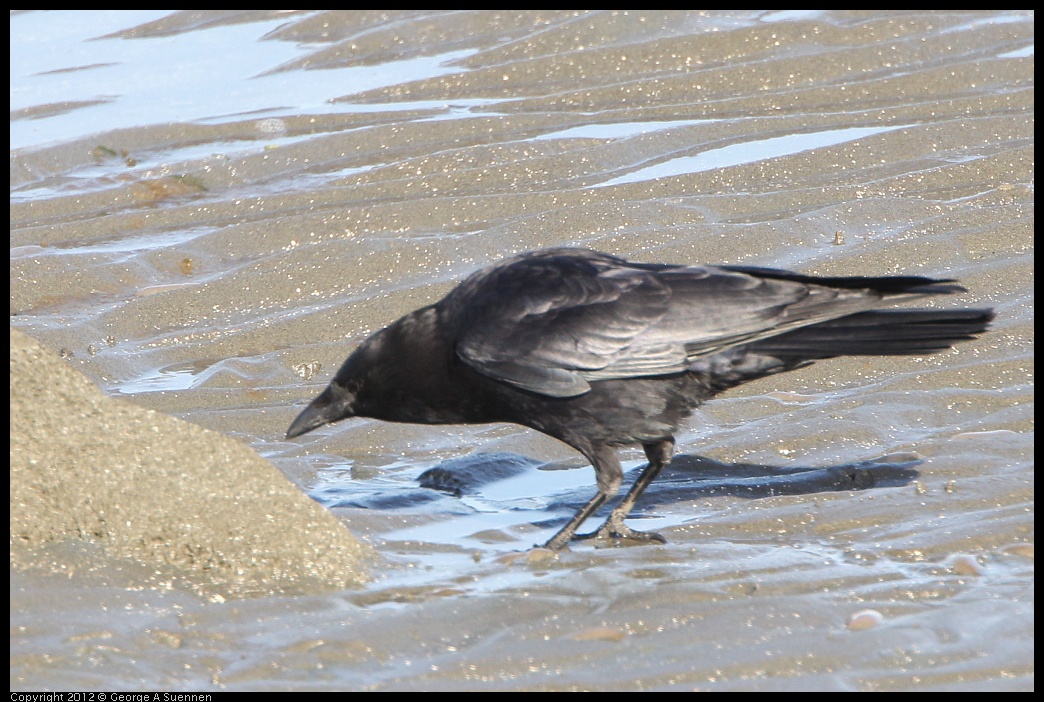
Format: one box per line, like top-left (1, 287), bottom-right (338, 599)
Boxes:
top-left (574, 519), bottom-right (666, 546)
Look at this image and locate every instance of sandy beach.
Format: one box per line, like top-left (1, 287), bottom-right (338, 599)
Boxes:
top-left (11, 11), bottom-right (1033, 691)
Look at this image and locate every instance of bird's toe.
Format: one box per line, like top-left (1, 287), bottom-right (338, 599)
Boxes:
top-left (575, 520), bottom-right (666, 546)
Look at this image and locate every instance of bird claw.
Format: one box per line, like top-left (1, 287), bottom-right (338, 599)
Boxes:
top-left (574, 521), bottom-right (666, 546)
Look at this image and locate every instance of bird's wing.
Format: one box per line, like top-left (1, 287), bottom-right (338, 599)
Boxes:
top-left (443, 249), bottom-right (888, 397)
top-left (444, 250), bottom-right (668, 396)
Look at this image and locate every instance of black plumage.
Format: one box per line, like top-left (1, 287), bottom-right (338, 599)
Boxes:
top-left (287, 248), bottom-right (993, 550)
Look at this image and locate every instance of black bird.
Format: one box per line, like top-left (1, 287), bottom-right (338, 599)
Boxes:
top-left (286, 248), bottom-right (993, 550)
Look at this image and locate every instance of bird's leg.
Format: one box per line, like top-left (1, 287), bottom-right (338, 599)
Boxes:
top-left (542, 491), bottom-right (608, 551)
top-left (541, 444), bottom-right (622, 551)
top-left (576, 438), bottom-right (674, 545)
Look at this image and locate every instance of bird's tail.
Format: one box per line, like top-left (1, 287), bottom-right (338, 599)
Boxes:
top-left (749, 309), bottom-right (995, 358)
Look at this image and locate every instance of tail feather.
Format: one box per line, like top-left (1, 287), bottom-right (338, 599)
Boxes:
top-left (751, 309), bottom-right (995, 358)
top-left (718, 265), bottom-right (967, 296)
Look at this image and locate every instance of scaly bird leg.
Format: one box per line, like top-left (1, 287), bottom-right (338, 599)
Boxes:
top-left (576, 439), bottom-right (674, 545)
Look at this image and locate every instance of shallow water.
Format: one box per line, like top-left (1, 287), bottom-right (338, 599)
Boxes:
top-left (10, 10), bottom-right (1033, 691)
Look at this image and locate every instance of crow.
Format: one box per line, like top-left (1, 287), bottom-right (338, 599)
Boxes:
top-left (286, 248), bottom-right (993, 550)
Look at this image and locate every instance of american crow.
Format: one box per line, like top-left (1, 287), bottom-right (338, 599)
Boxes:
top-left (286, 248), bottom-right (993, 550)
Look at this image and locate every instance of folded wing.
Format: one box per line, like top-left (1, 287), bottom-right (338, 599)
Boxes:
top-left (442, 249), bottom-right (959, 397)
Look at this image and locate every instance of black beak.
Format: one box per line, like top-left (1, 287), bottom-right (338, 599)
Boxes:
top-left (285, 384), bottom-right (354, 439)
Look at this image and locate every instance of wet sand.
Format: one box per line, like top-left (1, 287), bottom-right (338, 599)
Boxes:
top-left (10, 10), bottom-right (1033, 691)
